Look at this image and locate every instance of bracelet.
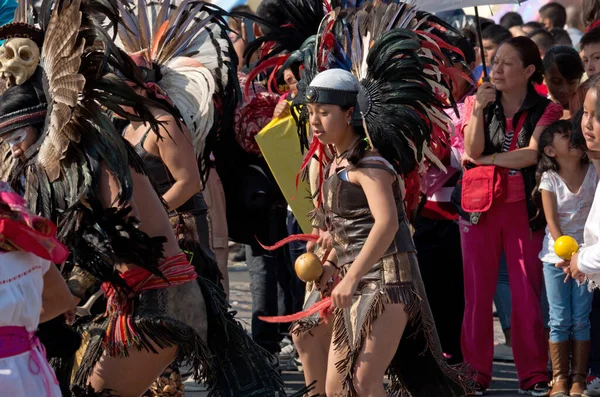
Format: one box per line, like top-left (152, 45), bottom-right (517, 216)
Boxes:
top-left (325, 259), bottom-right (339, 269)
top-left (491, 152), bottom-right (497, 165)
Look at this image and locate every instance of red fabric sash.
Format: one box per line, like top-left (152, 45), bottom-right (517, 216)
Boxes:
top-left (101, 253), bottom-right (197, 355)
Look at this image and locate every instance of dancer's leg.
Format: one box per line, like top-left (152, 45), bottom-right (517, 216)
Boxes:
top-left (325, 327), bottom-right (348, 397)
top-left (89, 343), bottom-right (177, 397)
top-left (293, 321), bottom-right (333, 395)
top-left (352, 303), bottom-right (408, 397)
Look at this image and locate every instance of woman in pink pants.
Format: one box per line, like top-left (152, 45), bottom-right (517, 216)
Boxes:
top-left (460, 36), bottom-right (563, 396)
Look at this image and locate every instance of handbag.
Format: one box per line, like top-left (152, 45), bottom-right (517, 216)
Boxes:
top-left (453, 110), bottom-right (527, 218)
top-left (461, 166), bottom-right (507, 212)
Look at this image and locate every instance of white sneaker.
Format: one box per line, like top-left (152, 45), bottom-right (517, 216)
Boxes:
top-left (585, 375), bottom-right (600, 396)
top-left (493, 343), bottom-right (514, 362)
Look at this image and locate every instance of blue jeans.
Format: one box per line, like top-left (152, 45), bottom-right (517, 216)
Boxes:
top-left (286, 210), bottom-right (307, 314)
top-left (543, 262), bottom-right (593, 342)
top-left (495, 253), bottom-right (550, 331)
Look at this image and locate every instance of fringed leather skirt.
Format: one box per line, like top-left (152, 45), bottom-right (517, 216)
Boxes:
top-left (331, 251), bottom-right (473, 397)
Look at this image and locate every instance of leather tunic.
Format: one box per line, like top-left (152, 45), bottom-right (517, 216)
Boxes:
top-left (317, 162), bottom-right (415, 266)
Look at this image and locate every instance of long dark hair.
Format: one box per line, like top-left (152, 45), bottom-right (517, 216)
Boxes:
top-left (343, 105), bottom-right (369, 166)
top-left (532, 120), bottom-right (587, 217)
top-left (543, 45), bottom-right (584, 82)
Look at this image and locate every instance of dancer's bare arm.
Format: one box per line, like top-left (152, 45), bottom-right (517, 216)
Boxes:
top-left (40, 264), bottom-right (76, 323)
top-left (155, 116), bottom-right (202, 211)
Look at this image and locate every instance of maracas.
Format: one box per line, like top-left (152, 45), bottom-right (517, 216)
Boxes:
top-left (295, 253), bottom-right (324, 282)
top-left (554, 235), bottom-right (579, 261)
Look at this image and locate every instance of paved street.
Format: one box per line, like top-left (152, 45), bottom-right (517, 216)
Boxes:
top-left (186, 265), bottom-right (524, 396)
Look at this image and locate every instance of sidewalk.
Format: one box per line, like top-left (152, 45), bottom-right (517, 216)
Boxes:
top-left (186, 265), bottom-right (524, 396)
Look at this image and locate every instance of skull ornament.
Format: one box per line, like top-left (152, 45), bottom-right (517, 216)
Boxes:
top-left (0, 38), bottom-right (40, 89)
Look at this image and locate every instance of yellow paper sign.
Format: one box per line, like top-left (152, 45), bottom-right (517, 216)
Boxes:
top-left (255, 114), bottom-right (313, 234)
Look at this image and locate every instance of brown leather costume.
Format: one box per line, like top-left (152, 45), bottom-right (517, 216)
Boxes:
top-left (308, 159), bottom-right (472, 397)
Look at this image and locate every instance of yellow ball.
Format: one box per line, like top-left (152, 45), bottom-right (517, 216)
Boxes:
top-left (294, 253), bottom-right (324, 282)
top-left (554, 235), bottom-right (579, 260)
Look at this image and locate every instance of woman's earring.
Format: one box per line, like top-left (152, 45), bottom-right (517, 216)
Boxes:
top-left (347, 119), bottom-right (351, 126)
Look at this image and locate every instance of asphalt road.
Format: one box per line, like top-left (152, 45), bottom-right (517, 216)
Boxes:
top-left (186, 267), bottom-right (524, 396)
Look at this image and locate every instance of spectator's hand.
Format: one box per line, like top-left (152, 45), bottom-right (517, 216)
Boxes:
top-left (475, 82), bottom-right (496, 110)
top-left (461, 152), bottom-right (479, 167)
top-left (557, 254), bottom-right (586, 283)
top-left (317, 230), bottom-right (334, 251)
top-left (273, 100), bottom-right (290, 119)
top-left (569, 252), bottom-right (586, 282)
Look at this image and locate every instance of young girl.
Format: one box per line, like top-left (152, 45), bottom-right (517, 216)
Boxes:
top-left (537, 120), bottom-right (596, 397)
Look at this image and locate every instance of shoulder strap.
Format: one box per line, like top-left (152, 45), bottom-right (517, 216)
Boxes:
top-left (139, 127), bottom-right (153, 148)
top-left (357, 156), bottom-right (397, 176)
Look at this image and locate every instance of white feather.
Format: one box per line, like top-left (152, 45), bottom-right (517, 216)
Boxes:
top-left (160, 58), bottom-right (216, 157)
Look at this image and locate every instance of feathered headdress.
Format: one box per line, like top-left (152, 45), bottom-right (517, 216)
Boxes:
top-left (115, 0), bottom-right (239, 181)
top-left (292, 1), bottom-right (465, 210)
top-left (239, 0), bottom-right (331, 99)
top-left (0, 0), bottom-right (170, 288)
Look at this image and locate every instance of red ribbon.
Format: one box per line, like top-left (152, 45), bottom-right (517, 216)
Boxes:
top-left (259, 297), bottom-right (333, 323)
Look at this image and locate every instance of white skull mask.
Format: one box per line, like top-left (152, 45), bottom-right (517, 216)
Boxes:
top-left (0, 38), bottom-right (40, 89)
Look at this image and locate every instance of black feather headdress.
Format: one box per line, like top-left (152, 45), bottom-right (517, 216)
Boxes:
top-left (0, 0), bottom-right (170, 283)
top-left (294, 1), bottom-right (466, 175)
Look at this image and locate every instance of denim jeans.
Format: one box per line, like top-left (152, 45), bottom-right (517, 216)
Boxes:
top-left (543, 262), bottom-right (593, 342)
top-left (286, 210), bottom-right (307, 313)
top-left (494, 253), bottom-right (550, 331)
top-left (245, 205), bottom-right (297, 354)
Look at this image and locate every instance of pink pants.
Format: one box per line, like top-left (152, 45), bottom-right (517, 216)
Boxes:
top-left (460, 196), bottom-right (548, 390)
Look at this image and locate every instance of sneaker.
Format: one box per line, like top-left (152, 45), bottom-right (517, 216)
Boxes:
top-left (279, 337), bottom-right (295, 358)
top-left (585, 375), bottom-right (600, 396)
top-left (519, 382), bottom-right (549, 396)
top-left (466, 382), bottom-right (485, 396)
top-left (278, 337), bottom-right (298, 370)
top-left (493, 343), bottom-right (514, 362)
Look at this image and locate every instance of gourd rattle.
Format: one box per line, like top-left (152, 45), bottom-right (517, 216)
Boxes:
top-left (554, 235), bottom-right (579, 261)
top-left (294, 253), bottom-right (324, 282)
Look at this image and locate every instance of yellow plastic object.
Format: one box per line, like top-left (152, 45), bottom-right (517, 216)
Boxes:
top-left (554, 235), bottom-right (579, 260)
top-left (295, 253), bottom-right (324, 282)
top-left (255, 113), bottom-right (313, 234)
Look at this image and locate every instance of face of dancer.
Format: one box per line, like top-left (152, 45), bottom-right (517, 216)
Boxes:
top-left (4, 126), bottom-right (37, 160)
top-left (491, 43), bottom-right (535, 92)
top-left (582, 88), bottom-right (600, 151)
top-left (307, 103), bottom-right (353, 146)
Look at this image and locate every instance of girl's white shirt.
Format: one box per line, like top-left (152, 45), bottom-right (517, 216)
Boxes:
top-left (539, 164), bottom-right (598, 263)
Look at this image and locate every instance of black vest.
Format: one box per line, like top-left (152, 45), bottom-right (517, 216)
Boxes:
top-left (482, 85), bottom-right (551, 231)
